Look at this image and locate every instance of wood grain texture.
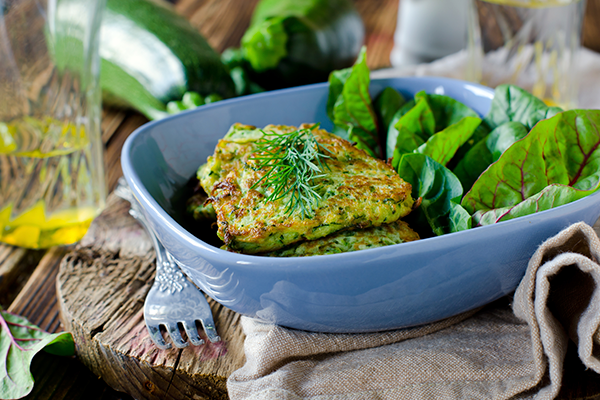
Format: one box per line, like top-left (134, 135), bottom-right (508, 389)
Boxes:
top-left (56, 194), bottom-right (245, 400)
top-left (101, 109), bottom-right (128, 146)
top-left (103, 113), bottom-right (148, 193)
top-left (0, 245), bottom-right (28, 305)
top-left (355, 0), bottom-right (399, 70)
top-left (8, 247), bottom-right (69, 333)
top-left (583, 0), bottom-right (600, 54)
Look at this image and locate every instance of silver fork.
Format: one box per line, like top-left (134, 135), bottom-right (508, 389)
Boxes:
top-left (114, 178), bottom-right (220, 350)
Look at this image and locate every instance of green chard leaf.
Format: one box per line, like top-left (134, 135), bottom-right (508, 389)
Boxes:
top-left (389, 97), bottom-right (435, 167)
top-left (453, 121), bottom-right (529, 191)
top-left (388, 90), bottom-right (483, 168)
top-left (327, 68), bottom-right (353, 122)
top-left (397, 153), bottom-right (471, 236)
top-left (472, 184), bottom-right (586, 226)
top-left (416, 116), bottom-right (481, 166)
top-left (415, 90), bottom-right (488, 162)
top-left (484, 84), bottom-right (562, 131)
top-left (388, 96), bottom-right (481, 169)
top-left (327, 47), bottom-right (381, 158)
top-left (1, 309), bottom-right (75, 399)
top-left (414, 91), bottom-right (479, 132)
top-left (374, 87), bottom-right (406, 134)
top-left (385, 99), bottom-right (416, 159)
top-left (462, 109), bottom-right (600, 221)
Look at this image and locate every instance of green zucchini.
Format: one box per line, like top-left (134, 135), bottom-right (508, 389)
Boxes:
top-left (99, 0), bottom-right (236, 120)
top-left (240, 0), bottom-right (365, 90)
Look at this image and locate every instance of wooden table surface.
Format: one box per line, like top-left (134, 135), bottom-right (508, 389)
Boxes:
top-left (3, 0), bottom-right (600, 399)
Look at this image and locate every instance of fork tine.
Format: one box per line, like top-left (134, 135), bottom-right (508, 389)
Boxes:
top-left (116, 180), bottom-right (222, 351)
top-left (182, 321), bottom-right (205, 346)
top-left (165, 323), bottom-right (189, 348)
top-left (147, 324), bottom-right (171, 350)
top-left (200, 319), bottom-right (221, 343)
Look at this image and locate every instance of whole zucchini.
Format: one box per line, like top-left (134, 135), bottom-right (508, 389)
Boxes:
top-left (99, 0), bottom-right (236, 120)
top-left (240, 0), bottom-right (365, 90)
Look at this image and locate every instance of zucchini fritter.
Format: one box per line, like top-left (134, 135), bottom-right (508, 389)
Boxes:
top-left (186, 187), bottom-right (216, 222)
top-left (199, 123), bottom-right (414, 254)
top-left (265, 220), bottom-right (420, 257)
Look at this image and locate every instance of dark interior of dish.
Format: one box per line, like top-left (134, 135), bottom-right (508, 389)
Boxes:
top-left (168, 175), bottom-right (224, 248)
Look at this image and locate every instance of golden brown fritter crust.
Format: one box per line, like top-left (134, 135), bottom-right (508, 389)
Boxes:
top-left (199, 123), bottom-right (414, 254)
top-left (264, 220), bottom-right (420, 257)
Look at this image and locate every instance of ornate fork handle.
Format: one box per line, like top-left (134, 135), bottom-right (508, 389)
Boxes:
top-left (115, 179), bottom-right (220, 349)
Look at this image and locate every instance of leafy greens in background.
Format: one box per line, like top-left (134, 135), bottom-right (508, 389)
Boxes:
top-left (326, 48), bottom-right (600, 239)
top-left (385, 99), bottom-right (416, 158)
top-left (237, 0), bottom-right (365, 90)
top-left (0, 308), bottom-right (75, 399)
top-left (327, 47), bottom-right (381, 158)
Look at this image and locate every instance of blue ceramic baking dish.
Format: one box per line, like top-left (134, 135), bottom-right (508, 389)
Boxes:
top-left (121, 77), bottom-right (600, 333)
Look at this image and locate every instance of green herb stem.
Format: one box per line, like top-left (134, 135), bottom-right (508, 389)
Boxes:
top-left (250, 125), bottom-right (330, 218)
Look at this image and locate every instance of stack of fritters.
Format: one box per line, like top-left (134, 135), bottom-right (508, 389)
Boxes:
top-left (190, 123), bottom-right (419, 256)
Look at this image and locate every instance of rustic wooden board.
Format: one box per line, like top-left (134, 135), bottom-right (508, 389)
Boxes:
top-left (56, 194), bottom-right (246, 400)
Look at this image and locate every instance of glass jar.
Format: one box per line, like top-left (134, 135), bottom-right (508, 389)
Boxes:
top-left (0, 0), bottom-right (106, 248)
top-left (466, 0), bottom-right (586, 108)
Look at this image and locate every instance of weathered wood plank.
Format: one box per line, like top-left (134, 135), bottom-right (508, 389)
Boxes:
top-left (8, 247), bottom-right (69, 333)
top-left (0, 245), bottom-right (29, 306)
top-left (103, 113), bottom-right (148, 193)
top-left (23, 351), bottom-right (132, 400)
top-left (3, 245), bottom-right (131, 400)
top-left (101, 109), bottom-right (128, 146)
top-left (56, 194), bottom-right (246, 400)
top-left (187, 0), bottom-right (258, 52)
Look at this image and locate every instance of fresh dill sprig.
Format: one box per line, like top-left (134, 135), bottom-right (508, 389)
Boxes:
top-left (250, 125), bottom-right (330, 218)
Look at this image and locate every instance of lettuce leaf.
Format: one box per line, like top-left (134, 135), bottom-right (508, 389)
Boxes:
top-left (453, 121), bottom-right (529, 191)
top-left (416, 116), bottom-right (481, 166)
top-left (374, 87), bottom-right (406, 133)
top-left (397, 153), bottom-right (471, 236)
top-left (414, 91), bottom-right (489, 165)
top-left (387, 90), bottom-right (482, 169)
top-left (414, 91), bottom-right (479, 132)
top-left (472, 184), bottom-right (587, 226)
top-left (385, 99), bottom-right (416, 159)
top-left (483, 84), bottom-right (562, 131)
top-left (389, 97), bottom-right (435, 167)
top-left (462, 109), bottom-right (600, 216)
top-left (1, 309), bottom-right (75, 399)
top-left (327, 47), bottom-right (380, 158)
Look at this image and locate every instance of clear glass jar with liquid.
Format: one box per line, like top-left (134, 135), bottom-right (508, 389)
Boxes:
top-left (467, 0), bottom-right (587, 108)
top-left (0, 0), bottom-right (106, 248)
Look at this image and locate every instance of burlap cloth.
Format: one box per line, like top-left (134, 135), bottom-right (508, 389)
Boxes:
top-left (226, 222), bottom-right (600, 399)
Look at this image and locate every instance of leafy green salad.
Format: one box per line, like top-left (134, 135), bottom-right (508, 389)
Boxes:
top-left (329, 47), bottom-right (600, 238)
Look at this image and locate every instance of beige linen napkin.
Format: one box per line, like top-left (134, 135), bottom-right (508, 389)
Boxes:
top-left (227, 222), bottom-right (600, 399)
